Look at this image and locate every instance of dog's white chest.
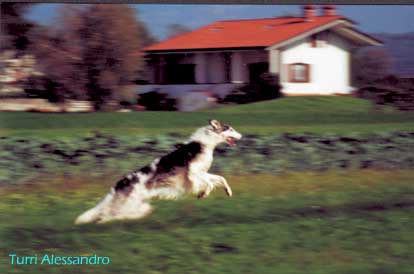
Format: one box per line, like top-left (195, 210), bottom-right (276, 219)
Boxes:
top-left (191, 150), bottom-right (213, 172)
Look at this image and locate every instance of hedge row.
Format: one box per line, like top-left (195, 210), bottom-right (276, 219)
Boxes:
top-left (1, 131), bottom-right (413, 184)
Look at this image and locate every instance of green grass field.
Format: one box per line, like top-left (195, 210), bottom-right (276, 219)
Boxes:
top-left (1, 170), bottom-right (414, 274)
top-left (1, 97), bottom-right (414, 274)
top-left (1, 97), bottom-right (414, 138)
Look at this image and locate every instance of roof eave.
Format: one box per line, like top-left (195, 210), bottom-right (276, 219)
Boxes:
top-left (145, 46), bottom-right (266, 54)
top-left (334, 27), bottom-right (383, 46)
top-left (266, 19), bottom-right (354, 50)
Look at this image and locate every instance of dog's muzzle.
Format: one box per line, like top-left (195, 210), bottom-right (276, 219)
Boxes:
top-left (226, 133), bottom-right (242, 146)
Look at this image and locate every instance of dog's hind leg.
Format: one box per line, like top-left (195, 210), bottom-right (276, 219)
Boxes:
top-left (75, 191), bottom-right (115, 224)
top-left (125, 201), bottom-right (153, 220)
top-left (120, 197), bottom-right (153, 221)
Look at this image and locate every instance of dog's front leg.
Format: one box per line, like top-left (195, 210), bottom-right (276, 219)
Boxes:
top-left (207, 174), bottom-right (232, 197)
top-left (189, 173), bottom-right (213, 199)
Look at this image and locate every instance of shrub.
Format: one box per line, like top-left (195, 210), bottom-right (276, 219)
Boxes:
top-left (23, 75), bottom-right (65, 102)
top-left (138, 90), bottom-right (177, 111)
top-left (220, 73), bottom-right (282, 104)
top-left (355, 75), bottom-right (414, 111)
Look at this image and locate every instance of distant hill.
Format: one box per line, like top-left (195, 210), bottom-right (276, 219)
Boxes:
top-left (372, 32), bottom-right (414, 76)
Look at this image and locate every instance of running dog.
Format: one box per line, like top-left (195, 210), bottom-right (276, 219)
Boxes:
top-left (75, 119), bottom-right (242, 224)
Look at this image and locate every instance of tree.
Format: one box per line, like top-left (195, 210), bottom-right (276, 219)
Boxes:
top-left (167, 24), bottom-right (191, 38)
top-left (30, 5), bottom-right (91, 102)
top-left (31, 4), bottom-right (149, 109)
top-left (134, 10), bottom-right (157, 84)
top-left (352, 47), bottom-right (393, 86)
top-left (1, 3), bottom-right (35, 51)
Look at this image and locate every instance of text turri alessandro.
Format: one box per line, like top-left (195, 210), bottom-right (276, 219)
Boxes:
top-left (8, 254), bottom-right (110, 265)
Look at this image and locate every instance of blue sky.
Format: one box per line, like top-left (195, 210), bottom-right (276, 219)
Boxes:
top-left (27, 4), bottom-right (414, 40)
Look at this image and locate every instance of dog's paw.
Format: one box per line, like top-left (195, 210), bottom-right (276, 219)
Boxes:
top-left (225, 188), bottom-right (233, 197)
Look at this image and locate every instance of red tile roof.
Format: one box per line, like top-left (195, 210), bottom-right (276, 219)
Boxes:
top-left (145, 15), bottom-right (346, 52)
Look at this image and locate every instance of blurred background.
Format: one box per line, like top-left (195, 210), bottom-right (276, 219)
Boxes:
top-left (1, 3), bottom-right (414, 274)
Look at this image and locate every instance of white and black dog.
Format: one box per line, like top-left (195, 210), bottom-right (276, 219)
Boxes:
top-left (75, 119), bottom-right (242, 224)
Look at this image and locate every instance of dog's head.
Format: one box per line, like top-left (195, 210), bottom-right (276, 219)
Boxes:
top-left (208, 119), bottom-right (242, 146)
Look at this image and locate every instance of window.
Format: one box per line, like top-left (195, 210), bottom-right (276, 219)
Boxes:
top-left (289, 63), bottom-right (310, 83)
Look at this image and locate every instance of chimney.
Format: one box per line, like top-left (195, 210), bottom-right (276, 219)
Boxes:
top-left (323, 5), bottom-right (337, 16)
top-left (303, 5), bottom-right (316, 21)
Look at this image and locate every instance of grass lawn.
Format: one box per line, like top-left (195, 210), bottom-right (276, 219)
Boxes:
top-left (1, 96), bottom-right (414, 138)
top-left (1, 96), bottom-right (414, 273)
top-left (1, 170), bottom-right (414, 274)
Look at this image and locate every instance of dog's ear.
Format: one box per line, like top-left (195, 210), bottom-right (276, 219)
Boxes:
top-left (209, 119), bottom-right (222, 131)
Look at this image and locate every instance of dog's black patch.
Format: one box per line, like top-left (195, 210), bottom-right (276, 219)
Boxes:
top-left (115, 177), bottom-right (132, 191)
top-left (115, 173), bottom-right (139, 192)
top-left (139, 165), bottom-right (152, 174)
top-left (156, 141), bottom-right (202, 174)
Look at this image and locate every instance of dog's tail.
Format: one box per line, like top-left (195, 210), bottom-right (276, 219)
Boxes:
top-left (75, 190), bottom-right (114, 225)
top-left (75, 171), bottom-right (153, 225)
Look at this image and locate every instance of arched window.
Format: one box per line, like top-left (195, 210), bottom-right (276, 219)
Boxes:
top-left (289, 63), bottom-right (310, 83)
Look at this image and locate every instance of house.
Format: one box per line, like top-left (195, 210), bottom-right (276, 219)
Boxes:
top-left (143, 5), bottom-right (382, 96)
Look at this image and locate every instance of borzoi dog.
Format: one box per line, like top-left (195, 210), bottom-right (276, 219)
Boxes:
top-left (75, 119), bottom-right (242, 224)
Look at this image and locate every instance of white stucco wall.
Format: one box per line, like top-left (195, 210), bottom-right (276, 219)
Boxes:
top-left (279, 31), bottom-right (353, 95)
top-left (147, 34), bottom-right (353, 95)
top-left (206, 53), bottom-right (225, 83)
top-left (230, 52), bottom-right (244, 83)
top-left (195, 53), bottom-right (207, 83)
top-left (269, 49), bottom-right (280, 74)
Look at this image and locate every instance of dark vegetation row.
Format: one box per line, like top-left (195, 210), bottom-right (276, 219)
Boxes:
top-left (1, 131), bottom-right (413, 184)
